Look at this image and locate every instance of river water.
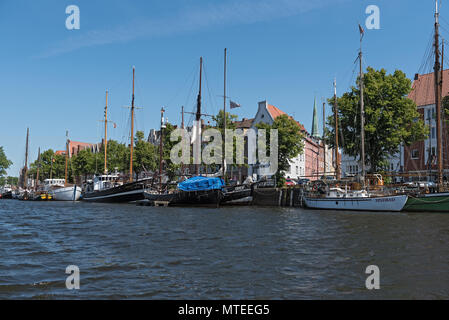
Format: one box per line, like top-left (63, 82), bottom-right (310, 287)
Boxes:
top-left (0, 199), bottom-right (448, 299)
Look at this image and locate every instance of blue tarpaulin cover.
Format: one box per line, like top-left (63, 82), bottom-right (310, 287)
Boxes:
top-left (177, 176), bottom-right (225, 192)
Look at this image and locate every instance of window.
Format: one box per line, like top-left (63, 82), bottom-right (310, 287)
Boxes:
top-left (296, 166), bottom-right (299, 175)
top-left (432, 147), bottom-right (436, 156)
top-left (411, 149), bottom-right (419, 159)
top-left (432, 127), bottom-right (436, 139)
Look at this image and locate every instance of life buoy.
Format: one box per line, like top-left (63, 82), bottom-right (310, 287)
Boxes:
top-left (312, 185), bottom-right (318, 192)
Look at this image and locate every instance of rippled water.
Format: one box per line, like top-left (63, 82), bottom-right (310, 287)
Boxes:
top-left (0, 199), bottom-right (448, 299)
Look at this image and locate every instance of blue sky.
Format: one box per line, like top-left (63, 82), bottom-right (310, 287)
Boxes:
top-left (0, 0), bottom-right (446, 176)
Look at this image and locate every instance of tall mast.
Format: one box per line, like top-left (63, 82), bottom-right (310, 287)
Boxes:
top-left (333, 79), bottom-right (341, 180)
top-left (435, 0), bottom-right (443, 190)
top-left (24, 128), bottom-right (29, 189)
top-left (223, 48), bottom-right (227, 182)
top-left (65, 130), bottom-right (69, 186)
top-left (159, 107), bottom-right (165, 192)
top-left (359, 30), bottom-right (366, 188)
top-left (35, 147), bottom-right (41, 191)
top-left (322, 101), bottom-right (326, 176)
top-left (181, 106), bottom-right (185, 175)
top-left (104, 90), bottom-right (108, 174)
top-left (130, 67), bottom-right (135, 182)
top-left (195, 57), bottom-right (203, 176)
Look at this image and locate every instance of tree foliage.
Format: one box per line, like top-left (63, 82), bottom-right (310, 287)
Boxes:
top-left (0, 146), bottom-right (12, 180)
top-left (256, 114), bottom-right (304, 186)
top-left (326, 67), bottom-right (428, 172)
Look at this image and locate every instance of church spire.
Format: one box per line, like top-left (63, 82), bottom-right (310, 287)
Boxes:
top-left (311, 97), bottom-right (320, 138)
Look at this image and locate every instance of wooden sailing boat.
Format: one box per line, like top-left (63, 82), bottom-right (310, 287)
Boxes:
top-left (404, 0), bottom-right (449, 212)
top-left (83, 68), bottom-right (151, 203)
top-left (144, 57), bottom-right (228, 206)
top-left (304, 27), bottom-right (408, 212)
top-left (16, 128), bottom-right (31, 200)
top-left (48, 131), bottom-right (82, 201)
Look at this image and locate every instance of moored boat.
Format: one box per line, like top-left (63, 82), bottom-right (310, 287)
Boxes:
top-left (304, 188), bottom-right (408, 212)
top-left (83, 174), bottom-right (149, 203)
top-left (403, 192), bottom-right (449, 212)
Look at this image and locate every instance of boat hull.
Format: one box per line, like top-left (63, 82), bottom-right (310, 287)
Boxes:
top-left (403, 193), bottom-right (449, 212)
top-left (1, 191), bottom-right (12, 199)
top-left (220, 185), bottom-right (252, 204)
top-left (144, 189), bottom-right (222, 207)
top-left (304, 195), bottom-right (408, 212)
top-left (83, 180), bottom-right (147, 203)
top-left (51, 186), bottom-right (82, 201)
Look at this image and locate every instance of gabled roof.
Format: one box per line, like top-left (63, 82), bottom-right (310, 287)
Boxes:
top-left (267, 104), bottom-right (286, 119)
top-left (266, 103), bottom-right (306, 132)
top-left (409, 70), bottom-right (449, 107)
top-left (235, 118), bottom-right (254, 129)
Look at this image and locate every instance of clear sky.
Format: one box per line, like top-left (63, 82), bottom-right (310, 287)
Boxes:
top-left (0, 0), bottom-right (447, 176)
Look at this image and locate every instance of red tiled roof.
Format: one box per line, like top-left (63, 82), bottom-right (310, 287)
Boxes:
top-left (235, 118), bottom-right (254, 129)
top-left (266, 103), bottom-right (306, 132)
top-left (267, 104), bottom-right (286, 119)
top-left (55, 150), bottom-right (66, 155)
top-left (69, 141), bottom-right (95, 149)
top-left (409, 70), bottom-right (449, 107)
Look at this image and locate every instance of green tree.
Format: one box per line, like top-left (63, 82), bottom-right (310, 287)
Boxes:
top-left (7, 176), bottom-right (18, 186)
top-left (212, 110), bottom-right (242, 176)
top-left (0, 146), bottom-right (12, 183)
top-left (72, 149), bottom-right (96, 180)
top-left (257, 114), bottom-right (304, 187)
top-left (326, 67), bottom-right (428, 172)
top-left (160, 123), bottom-right (181, 181)
top-left (134, 130), bottom-right (157, 179)
top-left (29, 149), bottom-right (67, 181)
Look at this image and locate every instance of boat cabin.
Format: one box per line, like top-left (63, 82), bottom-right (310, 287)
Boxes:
top-left (85, 174), bottom-right (121, 192)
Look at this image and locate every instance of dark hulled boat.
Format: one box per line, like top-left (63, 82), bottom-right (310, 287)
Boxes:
top-left (82, 68), bottom-right (147, 203)
top-left (83, 175), bottom-right (151, 203)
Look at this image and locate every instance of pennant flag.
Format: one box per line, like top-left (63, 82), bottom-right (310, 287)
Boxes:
top-left (230, 100), bottom-right (241, 109)
top-left (358, 24), bottom-right (365, 38)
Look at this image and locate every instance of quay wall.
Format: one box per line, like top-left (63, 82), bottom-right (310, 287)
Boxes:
top-left (252, 187), bottom-right (304, 207)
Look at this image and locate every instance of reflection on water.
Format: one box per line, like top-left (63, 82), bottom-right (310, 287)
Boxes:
top-left (0, 200), bottom-right (448, 299)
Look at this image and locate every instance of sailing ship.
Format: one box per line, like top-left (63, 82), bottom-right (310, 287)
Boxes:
top-left (82, 69), bottom-right (151, 203)
top-left (45, 133), bottom-right (82, 201)
top-left (143, 52), bottom-right (253, 207)
top-left (304, 28), bottom-right (408, 212)
top-left (0, 185), bottom-right (12, 199)
top-left (16, 128), bottom-right (31, 200)
top-left (403, 0), bottom-right (449, 212)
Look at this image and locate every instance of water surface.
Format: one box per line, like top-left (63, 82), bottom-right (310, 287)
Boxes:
top-left (0, 200), bottom-right (448, 299)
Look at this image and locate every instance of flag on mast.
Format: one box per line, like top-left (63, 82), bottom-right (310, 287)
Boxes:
top-left (358, 24), bottom-right (365, 39)
top-left (230, 100), bottom-right (241, 109)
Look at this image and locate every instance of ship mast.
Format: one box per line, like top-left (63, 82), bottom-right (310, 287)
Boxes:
top-left (223, 48), bottom-right (227, 182)
top-left (359, 27), bottom-right (366, 189)
top-left (159, 107), bottom-right (165, 192)
top-left (333, 80), bottom-right (341, 180)
top-left (130, 67), bottom-right (135, 182)
top-left (35, 147), bottom-right (41, 191)
top-left (435, 0), bottom-right (444, 191)
top-left (65, 131), bottom-right (69, 186)
top-left (104, 90), bottom-right (108, 174)
top-left (24, 128), bottom-right (29, 189)
top-left (195, 57), bottom-right (203, 176)
top-left (322, 101), bottom-right (326, 177)
top-left (181, 106), bottom-right (185, 175)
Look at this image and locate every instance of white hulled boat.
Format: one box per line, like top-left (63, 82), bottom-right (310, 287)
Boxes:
top-left (304, 188), bottom-right (408, 212)
top-left (44, 179), bottom-right (82, 201)
top-left (304, 31), bottom-right (408, 212)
